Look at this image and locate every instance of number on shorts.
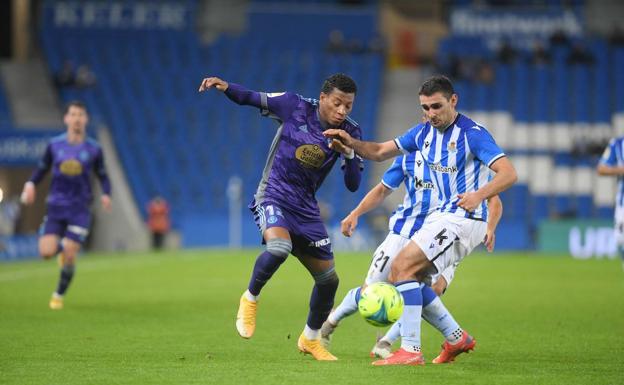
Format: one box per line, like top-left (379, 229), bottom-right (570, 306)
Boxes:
top-left (373, 250), bottom-right (390, 273)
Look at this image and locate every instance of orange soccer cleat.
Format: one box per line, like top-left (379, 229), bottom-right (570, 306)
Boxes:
top-left (372, 348), bottom-right (424, 366)
top-left (432, 331), bottom-right (476, 364)
top-left (297, 334), bottom-right (338, 361)
top-left (235, 293), bottom-right (257, 339)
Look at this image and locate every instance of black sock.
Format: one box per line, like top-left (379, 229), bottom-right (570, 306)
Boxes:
top-left (56, 264), bottom-right (75, 295)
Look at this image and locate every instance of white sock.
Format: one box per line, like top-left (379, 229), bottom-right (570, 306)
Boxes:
top-left (303, 324), bottom-right (320, 340)
top-left (52, 292), bottom-right (63, 299)
top-left (380, 321), bottom-right (400, 344)
top-left (422, 297), bottom-right (462, 344)
top-left (244, 290), bottom-right (258, 302)
top-left (327, 287), bottom-right (359, 325)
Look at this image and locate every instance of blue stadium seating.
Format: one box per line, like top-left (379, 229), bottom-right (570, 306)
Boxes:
top-left (40, 11), bottom-right (383, 246)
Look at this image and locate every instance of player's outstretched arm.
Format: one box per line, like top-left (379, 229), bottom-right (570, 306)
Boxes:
top-left (458, 157), bottom-right (517, 212)
top-left (324, 129), bottom-right (400, 162)
top-left (484, 195), bottom-right (503, 252)
top-left (341, 183), bottom-right (392, 237)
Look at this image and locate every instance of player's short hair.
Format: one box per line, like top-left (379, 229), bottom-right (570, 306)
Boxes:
top-left (419, 75), bottom-right (455, 100)
top-left (321, 73), bottom-right (357, 95)
top-left (64, 100), bottom-right (88, 114)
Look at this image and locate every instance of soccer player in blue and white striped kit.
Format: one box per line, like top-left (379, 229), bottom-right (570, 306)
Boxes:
top-left (597, 136), bottom-right (624, 267)
top-left (320, 149), bottom-right (502, 360)
top-left (324, 75), bottom-right (517, 365)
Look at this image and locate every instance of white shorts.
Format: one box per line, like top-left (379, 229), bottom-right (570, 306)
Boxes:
top-left (364, 232), bottom-right (457, 287)
top-left (615, 206), bottom-right (624, 246)
top-left (411, 211), bottom-right (487, 276)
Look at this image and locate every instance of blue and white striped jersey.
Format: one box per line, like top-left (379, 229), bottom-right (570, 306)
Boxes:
top-left (382, 151), bottom-right (438, 238)
top-left (599, 136), bottom-right (624, 208)
top-left (394, 113), bottom-right (505, 221)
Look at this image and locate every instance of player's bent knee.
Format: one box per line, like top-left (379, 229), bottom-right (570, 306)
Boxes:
top-left (313, 267), bottom-right (339, 288)
top-left (266, 237), bottom-right (292, 258)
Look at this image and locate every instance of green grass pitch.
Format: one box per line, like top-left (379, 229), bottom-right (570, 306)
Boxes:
top-left (1, 249), bottom-right (623, 385)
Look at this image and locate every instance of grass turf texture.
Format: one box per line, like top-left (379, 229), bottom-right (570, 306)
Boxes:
top-left (1, 250), bottom-right (623, 385)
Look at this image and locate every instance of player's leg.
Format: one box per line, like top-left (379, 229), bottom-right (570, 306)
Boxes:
top-left (426, 218), bottom-right (485, 364)
top-left (322, 233), bottom-right (408, 349)
top-left (237, 203), bottom-right (292, 338)
top-left (49, 212), bottom-right (90, 310)
top-left (38, 214), bottom-right (63, 260)
top-left (372, 240), bottom-right (431, 366)
top-left (295, 251), bottom-right (339, 361)
top-left (615, 215), bottom-right (624, 270)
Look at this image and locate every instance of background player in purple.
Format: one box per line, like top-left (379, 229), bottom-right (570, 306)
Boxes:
top-left (198, 73), bottom-right (362, 360)
top-left (21, 101), bottom-right (111, 310)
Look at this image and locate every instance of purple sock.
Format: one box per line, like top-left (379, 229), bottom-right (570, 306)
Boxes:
top-left (247, 251), bottom-right (286, 296)
top-left (307, 268), bottom-right (339, 329)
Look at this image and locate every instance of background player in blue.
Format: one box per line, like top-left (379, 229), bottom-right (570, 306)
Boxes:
top-left (198, 73), bottom-right (363, 360)
top-left (20, 101), bottom-right (111, 310)
top-left (597, 136), bottom-right (624, 268)
top-left (320, 150), bottom-right (503, 360)
top-left (324, 75), bottom-right (517, 365)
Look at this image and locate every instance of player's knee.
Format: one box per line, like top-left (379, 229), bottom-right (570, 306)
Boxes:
top-left (266, 237), bottom-right (292, 258)
top-left (38, 243), bottom-right (57, 259)
top-left (313, 267), bottom-right (339, 289)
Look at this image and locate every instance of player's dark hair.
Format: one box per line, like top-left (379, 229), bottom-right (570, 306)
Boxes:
top-left (321, 73), bottom-right (357, 95)
top-left (419, 75), bottom-right (455, 100)
top-left (64, 100), bottom-right (87, 114)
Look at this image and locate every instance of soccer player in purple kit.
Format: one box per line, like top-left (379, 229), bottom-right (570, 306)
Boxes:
top-left (198, 74), bottom-right (362, 360)
top-left (21, 101), bottom-right (111, 310)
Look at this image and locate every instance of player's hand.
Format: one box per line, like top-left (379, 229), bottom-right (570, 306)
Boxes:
top-left (20, 182), bottom-right (35, 205)
top-left (483, 230), bottom-right (496, 252)
top-left (198, 77), bottom-right (229, 92)
top-left (456, 191), bottom-right (483, 213)
top-left (340, 213), bottom-right (358, 237)
top-left (323, 129), bottom-right (354, 148)
top-left (101, 194), bottom-right (112, 212)
top-left (329, 139), bottom-right (354, 158)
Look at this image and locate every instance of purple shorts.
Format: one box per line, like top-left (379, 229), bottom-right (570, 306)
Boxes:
top-left (251, 201), bottom-right (333, 260)
top-left (40, 205), bottom-right (91, 244)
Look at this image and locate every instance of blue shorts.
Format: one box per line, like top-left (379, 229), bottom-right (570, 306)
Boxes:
top-left (40, 205), bottom-right (91, 244)
top-left (251, 201), bottom-right (333, 260)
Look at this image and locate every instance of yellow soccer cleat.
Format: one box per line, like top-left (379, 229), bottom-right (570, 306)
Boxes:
top-left (297, 334), bottom-right (338, 361)
top-left (49, 294), bottom-right (63, 310)
top-left (235, 293), bottom-right (257, 339)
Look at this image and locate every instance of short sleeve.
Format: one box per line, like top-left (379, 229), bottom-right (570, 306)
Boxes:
top-left (381, 156), bottom-right (405, 190)
top-left (466, 126), bottom-right (505, 167)
top-left (599, 139), bottom-right (618, 166)
top-left (394, 124), bottom-right (425, 154)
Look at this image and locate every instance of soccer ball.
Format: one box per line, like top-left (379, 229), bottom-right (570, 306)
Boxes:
top-left (358, 282), bottom-right (404, 327)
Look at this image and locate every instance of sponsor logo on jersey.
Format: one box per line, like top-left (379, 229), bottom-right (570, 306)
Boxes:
top-left (59, 159), bottom-right (83, 176)
top-left (295, 144), bottom-right (326, 169)
top-left (415, 177), bottom-right (435, 190)
top-left (429, 162), bottom-right (458, 173)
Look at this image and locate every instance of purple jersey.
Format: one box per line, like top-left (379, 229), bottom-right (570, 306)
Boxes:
top-left (224, 84), bottom-right (362, 219)
top-left (29, 134), bottom-right (111, 209)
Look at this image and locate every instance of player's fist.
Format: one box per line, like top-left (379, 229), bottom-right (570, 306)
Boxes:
top-left (198, 77), bottom-right (229, 92)
top-left (20, 181), bottom-right (35, 205)
top-left (340, 213), bottom-right (358, 237)
top-left (456, 191), bottom-right (483, 213)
